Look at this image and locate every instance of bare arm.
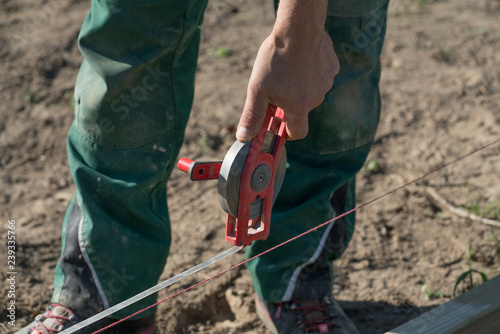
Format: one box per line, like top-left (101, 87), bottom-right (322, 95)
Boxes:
top-left (236, 0), bottom-right (339, 142)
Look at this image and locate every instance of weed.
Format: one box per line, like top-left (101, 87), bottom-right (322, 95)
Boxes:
top-left (421, 284), bottom-right (445, 301)
top-left (413, 0), bottom-right (429, 12)
top-left (198, 135), bottom-right (211, 152)
top-left (462, 199), bottom-right (480, 215)
top-left (420, 209), bottom-right (435, 218)
top-left (23, 93), bottom-right (32, 103)
top-left (490, 233), bottom-right (500, 254)
top-left (453, 244), bottom-right (487, 297)
top-left (209, 46), bottom-right (232, 58)
top-left (362, 157), bottom-right (380, 174)
top-left (468, 27), bottom-right (487, 36)
top-left (394, 42), bottom-right (406, 52)
top-left (432, 45), bottom-right (452, 63)
top-left (462, 196), bottom-right (500, 219)
top-left (484, 196), bottom-right (500, 218)
top-left (401, 0), bottom-right (433, 15)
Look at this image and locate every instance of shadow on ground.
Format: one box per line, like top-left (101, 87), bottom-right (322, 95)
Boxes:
top-left (341, 301), bottom-right (435, 334)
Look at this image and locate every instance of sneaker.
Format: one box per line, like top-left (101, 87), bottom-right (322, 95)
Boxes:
top-left (15, 303), bottom-right (156, 334)
top-left (255, 294), bottom-right (360, 334)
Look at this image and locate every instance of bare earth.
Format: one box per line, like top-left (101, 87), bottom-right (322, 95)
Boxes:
top-left (1, 0), bottom-right (499, 333)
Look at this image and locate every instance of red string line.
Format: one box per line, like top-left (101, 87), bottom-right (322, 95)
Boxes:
top-left (93, 138), bottom-right (499, 334)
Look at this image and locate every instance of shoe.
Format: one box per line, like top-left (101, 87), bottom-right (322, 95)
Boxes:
top-left (255, 294), bottom-right (360, 334)
top-left (15, 303), bottom-right (156, 334)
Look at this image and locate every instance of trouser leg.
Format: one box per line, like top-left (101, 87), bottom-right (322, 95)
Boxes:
top-left (247, 0), bottom-right (389, 303)
top-left (51, 0), bottom-right (208, 319)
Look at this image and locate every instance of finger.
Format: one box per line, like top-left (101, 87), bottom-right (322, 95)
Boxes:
top-left (237, 89), bottom-right (269, 142)
top-left (284, 108), bottom-right (309, 140)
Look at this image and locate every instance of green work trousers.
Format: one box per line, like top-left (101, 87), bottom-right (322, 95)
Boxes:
top-left (52, 0), bottom-right (388, 320)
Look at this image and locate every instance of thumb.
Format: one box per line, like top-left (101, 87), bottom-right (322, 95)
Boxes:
top-left (237, 91), bottom-right (269, 142)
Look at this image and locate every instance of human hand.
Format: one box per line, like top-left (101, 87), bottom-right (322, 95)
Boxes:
top-left (236, 0), bottom-right (339, 142)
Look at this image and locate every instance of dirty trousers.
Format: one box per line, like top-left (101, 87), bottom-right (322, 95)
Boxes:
top-left (51, 0), bottom-right (389, 320)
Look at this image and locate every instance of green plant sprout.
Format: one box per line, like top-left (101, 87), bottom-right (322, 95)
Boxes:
top-left (484, 196), bottom-right (500, 218)
top-left (198, 135), bottom-right (211, 152)
top-left (462, 196), bottom-right (500, 219)
top-left (490, 232), bottom-right (500, 254)
top-left (362, 157), bottom-right (380, 174)
top-left (209, 46), bottom-right (232, 58)
top-left (453, 244), bottom-right (487, 297)
top-left (23, 93), bottom-right (33, 103)
top-left (401, 0), bottom-right (433, 15)
top-left (432, 45), bottom-right (451, 63)
top-left (462, 199), bottom-right (480, 215)
top-left (421, 284), bottom-right (444, 301)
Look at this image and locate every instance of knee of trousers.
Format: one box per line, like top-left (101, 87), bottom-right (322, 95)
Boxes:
top-left (289, 0), bottom-right (388, 157)
top-left (73, 0), bottom-right (208, 150)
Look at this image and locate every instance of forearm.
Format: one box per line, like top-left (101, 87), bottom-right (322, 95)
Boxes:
top-left (273, 0), bottom-right (328, 40)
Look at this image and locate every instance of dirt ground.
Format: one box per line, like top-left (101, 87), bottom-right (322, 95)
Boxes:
top-left (1, 0), bottom-right (499, 333)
